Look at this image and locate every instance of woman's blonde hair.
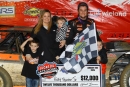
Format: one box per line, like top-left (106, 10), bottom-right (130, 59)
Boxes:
top-left (34, 9), bottom-right (52, 34)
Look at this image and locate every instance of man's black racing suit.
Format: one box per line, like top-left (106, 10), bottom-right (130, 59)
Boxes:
top-left (66, 17), bottom-right (101, 45)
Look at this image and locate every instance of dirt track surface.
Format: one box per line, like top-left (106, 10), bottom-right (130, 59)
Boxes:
top-left (0, 62), bottom-right (25, 86)
top-left (1, 58), bottom-right (118, 87)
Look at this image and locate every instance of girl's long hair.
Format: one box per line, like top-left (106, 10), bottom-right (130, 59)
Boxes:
top-left (34, 9), bottom-right (52, 34)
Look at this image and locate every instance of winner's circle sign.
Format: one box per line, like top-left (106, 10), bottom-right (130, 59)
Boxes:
top-left (37, 61), bottom-right (101, 87)
top-left (36, 61), bottom-right (59, 79)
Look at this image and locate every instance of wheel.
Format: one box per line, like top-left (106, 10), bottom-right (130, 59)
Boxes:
top-left (120, 64), bottom-right (130, 87)
top-left (0, 67), bottom-right (13, 87)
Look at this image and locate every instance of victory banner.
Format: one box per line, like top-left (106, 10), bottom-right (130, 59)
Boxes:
top-left (60, 23), bottom-right (98, 73)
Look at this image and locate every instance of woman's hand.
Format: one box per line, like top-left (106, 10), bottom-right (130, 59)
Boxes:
top-left (59, 40), bottom-right (66, 48)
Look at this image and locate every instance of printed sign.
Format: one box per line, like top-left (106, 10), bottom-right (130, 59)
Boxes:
top-left (0, 6), bottom-right (15, 16)
top-left (24, 7), bottom-right (40, 16)
top-left (37, 61), bottom-right (59, 79)
top-left (37, 62), bottom-right (101, 87)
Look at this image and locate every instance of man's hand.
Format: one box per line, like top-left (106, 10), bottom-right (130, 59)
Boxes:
top-left (59, 40), bottom-right (66, 48)
top-left (56, 56), bottom-right (60, 60)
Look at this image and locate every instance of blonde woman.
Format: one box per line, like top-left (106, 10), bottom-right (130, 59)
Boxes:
top-left (25, 9), bottom-right (57, 64)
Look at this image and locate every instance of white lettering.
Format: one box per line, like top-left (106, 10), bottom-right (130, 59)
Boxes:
top-left (102, 11), bottom-right (127, 16)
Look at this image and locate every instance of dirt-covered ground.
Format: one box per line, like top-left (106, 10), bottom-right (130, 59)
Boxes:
top-left (1, 58), bottom-right (119, 87)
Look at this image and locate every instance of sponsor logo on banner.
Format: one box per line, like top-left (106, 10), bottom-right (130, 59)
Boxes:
top-left (24, 18), bottom-right (38, 22)
top-left (88, 9), bottom-right (127, 18)
top-left (37, 61), bottom-right (59, 79)
top-left (0, 6), bottom-right (15, 17)
top-left (88, 9), bottom-right (101, 18)
top-left (24, 7), bottom-right (40, 16)
top-left (107, 32), bottom-right (130, 40)
top-left (73, 41), bottom-right (86, 55)
top-left (102, 11), bottom-right (127, 17)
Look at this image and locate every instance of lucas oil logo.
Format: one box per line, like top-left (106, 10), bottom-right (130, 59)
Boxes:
top-left (24, 7), bottom-right (40, 16)
top-left (36, 61), bottom-right (59, 79)
top-left (0, 6), bottom-right (15, 17)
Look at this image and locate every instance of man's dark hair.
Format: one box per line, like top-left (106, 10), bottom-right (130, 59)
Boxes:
top-left (78, 2), bottom-right (88, 10)
top-left (29, 38), bottom-right (39, 46)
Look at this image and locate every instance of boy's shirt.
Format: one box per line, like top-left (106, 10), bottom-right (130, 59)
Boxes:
top-left (98, 47), bottom-right (108, 74)
top-left (21, 47), bottom-right (40, 79)
top-left (88, 47), bottom-right (107, 64)
top-left (98, 47), bottom-right (108, 64)
top-left (88, 47), bottom-right (108, 74)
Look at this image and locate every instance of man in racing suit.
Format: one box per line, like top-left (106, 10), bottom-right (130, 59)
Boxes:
top-left (60, 2), bottom-right (101, 47)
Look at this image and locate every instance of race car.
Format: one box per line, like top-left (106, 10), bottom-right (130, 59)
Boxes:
top-left (1, 0), bottom-right (130, 87)
top-left (105, 41), bottom-right (130, 87)
top-left (0, 25), bottom-right (32, 87)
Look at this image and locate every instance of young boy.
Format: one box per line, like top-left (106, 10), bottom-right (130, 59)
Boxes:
top-left (51, 17), bottom-right (68, 63)
top-left (96, 41), bottom-right (108, 87)
top-left (88, 40), bottom-right (108, 87)
top-left (21, 37), bottom-right (40, 87)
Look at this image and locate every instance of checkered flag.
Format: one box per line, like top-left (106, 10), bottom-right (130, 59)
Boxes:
top-left (59, 23), bottom-right (98, 73)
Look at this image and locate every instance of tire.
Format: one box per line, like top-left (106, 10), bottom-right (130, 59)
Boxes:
top-left (120, 64), bottom-right (130, 87)
top-left (0, 67), bottom-right (13, 87)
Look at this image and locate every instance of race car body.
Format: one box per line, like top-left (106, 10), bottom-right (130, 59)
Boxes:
top-left (0, 0), bottom-right (130, 87)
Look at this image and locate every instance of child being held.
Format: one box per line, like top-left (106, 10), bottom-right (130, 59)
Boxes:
top-left (21, 37), bottom-right (40, 87)
top-left (50, 17), bottom-right (68, 63)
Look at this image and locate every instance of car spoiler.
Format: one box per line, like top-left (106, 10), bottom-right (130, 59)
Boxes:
top-left (0, 25), bottom-right (33, 32)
